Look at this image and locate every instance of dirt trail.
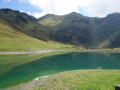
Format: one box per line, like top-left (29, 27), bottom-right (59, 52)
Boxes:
top-left (0, 49), bottom-right (120, 55)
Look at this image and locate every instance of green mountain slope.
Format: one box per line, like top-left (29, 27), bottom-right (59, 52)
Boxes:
top-left (95, 13), bottom-right (120, 48)
top-left (38, 14), bottom-right (64, 27)
top-left (39, 12), bottom-right (97, 47)
top-left (0, 9), bottom-right (76, 51)
top-left (0, 9), bottom-right (51, 41)
top-left (39, 12), bottom-right (120, 48)
top-left (1, 8), bottom-right (120, 49)
top-left (0, 21), bottom-right (76, 51)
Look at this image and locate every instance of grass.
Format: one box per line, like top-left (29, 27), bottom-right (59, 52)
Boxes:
top-left (32, 70), bottom-right (120, 90)
top-left (0, 22), bottom-right (77, 52)
top-left (39, 17), bottom-right (62, 26)
top-left (38, 15), bottom-right (63, 26)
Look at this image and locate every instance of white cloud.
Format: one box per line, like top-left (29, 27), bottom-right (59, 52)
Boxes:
top-left (32, 12), bottom-right (44, 18)
top-left (20, 10), bottom-right (45, 18)
top-left (84, 0), bottom-right (120, 17)
top-left (20, 0), bottom-right (120, 18)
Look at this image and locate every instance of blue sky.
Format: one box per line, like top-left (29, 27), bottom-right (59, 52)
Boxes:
top-left (0, 0), bottom-right (87, 18)
top-left (0, 0), bottom-right (120, 18)
top-left (0, 0), bottom-right (42, 15)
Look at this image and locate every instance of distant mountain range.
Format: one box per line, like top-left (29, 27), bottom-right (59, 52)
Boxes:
top-left (1, 8), bottom-right (120, 49)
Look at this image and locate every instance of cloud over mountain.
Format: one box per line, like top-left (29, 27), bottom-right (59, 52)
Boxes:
top-left (20, 0), bottom-right (120, 18)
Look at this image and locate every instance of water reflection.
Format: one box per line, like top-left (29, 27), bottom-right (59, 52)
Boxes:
top-left (0, 52), bottom-right (120, 88)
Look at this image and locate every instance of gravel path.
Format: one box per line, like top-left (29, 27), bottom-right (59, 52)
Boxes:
top-left (8, 76), bottom-right (49, 90)
top-left (0, 49), bottom-right (120, 55)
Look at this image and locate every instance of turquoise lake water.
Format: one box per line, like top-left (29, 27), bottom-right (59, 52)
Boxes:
top-left (0, 52), bottom-right (120, 88)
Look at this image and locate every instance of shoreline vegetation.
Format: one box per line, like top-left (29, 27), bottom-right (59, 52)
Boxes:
top-left (1, 49), bottom-right (120, 55)
top-left (9, 69), bottom-right (120, 90)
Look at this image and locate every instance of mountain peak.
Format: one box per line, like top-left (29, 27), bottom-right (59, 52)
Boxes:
top-left (63, 12), bottom-right (84, 19)
top-left (38, 13), bottom-right (60, 20)
top-left (106, 13), bottom-right (120, 17)
top-left (67, 12), bottom-right (83, 17)
top-left (70, 12), bottom-right (79, 14)
top-left (45, 13), bottom-right (56, 16)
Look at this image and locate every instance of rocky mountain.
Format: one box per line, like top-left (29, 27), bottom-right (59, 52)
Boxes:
top-left (0, 9), bottom-right (50, 41)
top-left (39, 12), bottom-right (120, 48)
top-left (1, 8), bottom-right (120, 49)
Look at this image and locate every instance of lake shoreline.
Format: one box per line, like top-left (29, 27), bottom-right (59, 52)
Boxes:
top-left (0, 49), bottom-right (120, 55)
top-left (9, 69), bottom-right (120, 90)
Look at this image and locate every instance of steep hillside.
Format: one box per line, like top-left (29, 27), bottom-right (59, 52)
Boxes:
top-left (0, 14), bottom-right (75, 51)
top-left (1, 8), bottom-right (120, 49)
top-left (0, 21), bottom-right (76, 51)
top-left (38, 14), bottom-right (64, 27)
top-left (0, 9), bottom-right (50, 41)
top-left (39, 12), bottom-right (120, 48)
top-left (95, 13), bottom-right (120, 48)
top-left (39, 12), bottom-right (96, 47)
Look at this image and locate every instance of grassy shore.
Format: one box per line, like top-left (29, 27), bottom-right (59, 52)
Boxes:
top-left (1, 49), bottom-right (120, 55)
top-left (10, 69), bottom-right (120, 90)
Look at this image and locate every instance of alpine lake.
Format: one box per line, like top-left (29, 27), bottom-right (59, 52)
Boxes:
top-left (0, 51), bottom-right (120, 89)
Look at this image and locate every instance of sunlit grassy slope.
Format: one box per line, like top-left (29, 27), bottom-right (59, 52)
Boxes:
top-left (38, 14), bottom-right (64, 26)
top-left (0, 22), bottom-right (76, 51)
top-left (34, 70), bottom-right (120, 90)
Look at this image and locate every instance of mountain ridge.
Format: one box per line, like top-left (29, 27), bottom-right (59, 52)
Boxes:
top-left (1, 8), bottom-right (120, 49)
top-left (39, 11), bottom-right (120, 48)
